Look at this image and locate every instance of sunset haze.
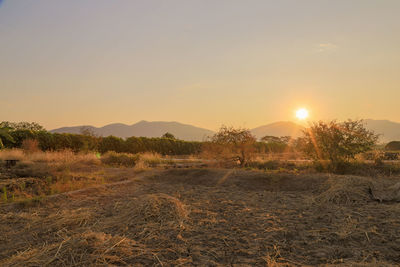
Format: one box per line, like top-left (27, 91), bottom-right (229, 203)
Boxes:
top-left (1, 0), bottom-right (399, 130)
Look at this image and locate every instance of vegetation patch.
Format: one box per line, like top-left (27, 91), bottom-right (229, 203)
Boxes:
top-left (100, 151), bottom-right (139, 167)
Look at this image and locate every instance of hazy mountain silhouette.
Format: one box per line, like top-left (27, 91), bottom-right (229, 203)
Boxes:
top-left (51, 119), bottom-right (400, 143)
top-left (364, 119), bottom-right (400, 143)
top-left (250, 121), bottom-right (304, 139)
top-left (51, 121), bottom-right (214, 141)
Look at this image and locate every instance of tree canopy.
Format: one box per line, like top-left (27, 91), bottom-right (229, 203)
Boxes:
top-left (298, 120), bottom-right (378, 168)
top-left (209, 126), bottom-right (256, 166)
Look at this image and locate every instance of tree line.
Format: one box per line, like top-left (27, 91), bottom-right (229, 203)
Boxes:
top-left (0, 122), bottom-right (202, 155)
top-left (0, 122), bottom-right (293, 155)
top-left (0, 120), bottom-right (382, 168)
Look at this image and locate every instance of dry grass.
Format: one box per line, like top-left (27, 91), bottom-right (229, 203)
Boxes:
top-left (0, 149), bottom-right (100, 165)
top-left (2, 231), bottom-right (150, 267)
top-left (102, 193), bottom-right (188, 233)
top-left (0, 150), bottom-right (112, 203)
top-left (138, 152), bottom-right (162, 165)
top-left (132, 160), bottom-right (150, 172)
top-left (315, 176), bottom-right (373, 205)
top-left (1, 169), bottom-right (400, 265)
top-left (100, 151), bottom-right (138, 167)
top-left (133, 193), bottom-right (187, 225)
top-left (0, 149), bottom-right (25, 161)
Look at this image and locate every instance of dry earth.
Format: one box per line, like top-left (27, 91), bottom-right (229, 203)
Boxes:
top-left (1, 168), bottom-right (400, 266)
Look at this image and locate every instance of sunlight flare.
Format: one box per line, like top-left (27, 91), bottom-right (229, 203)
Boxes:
top-left (296, 108), bottom-right (309, 120)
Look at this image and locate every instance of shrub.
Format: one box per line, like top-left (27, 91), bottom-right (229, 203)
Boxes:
top-left (207, 126), bottom-right (256, 166)
top-left (139, 152), bottom-right (162, 166)
top-left (161, 132), bottom-right (176, 139)
top-left (98, 136), bottom-right (125, 153)
top-left (298, 120), bottom-right (378, 172)
top-left (385, 141), bottom-right (400, 151)
top-left (21, 139), bottom-right (40, 153)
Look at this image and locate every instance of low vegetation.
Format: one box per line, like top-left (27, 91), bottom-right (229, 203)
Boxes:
top-left (1, 120), bottom-right (400, 265)
top-left (0, 121), bottom-right (202, 155)
top-left (1, 169), bottom-right (400, 266)
top-left (297, 119), bottom-right (379, 172)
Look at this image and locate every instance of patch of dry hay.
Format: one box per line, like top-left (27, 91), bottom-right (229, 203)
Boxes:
top-left (316, 176), bottom-right (373, 205)
top-left (100, 193), bottom-right (188, 237)
top-left (371, 182), bottom-right (400, 202)
top-left (1, 231), bottom-right (151, 267)
top-left (133, 193), bottom-right (187, 225)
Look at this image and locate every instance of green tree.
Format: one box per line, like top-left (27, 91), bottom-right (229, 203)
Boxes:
top-left (162, 132), bottom-right (176, 139)
top-left (0, 127), bottom-right (14, 149)
top-left (385, 141), bottom-right (400, 151)
top-left (98, 136), bottom-right (124, 153)
top-left (0, 121), bottom-right (45, 131)
top-left (261, 135), bottom-right (291, 144)
top-left (299, 120), bottom-right (378, 169)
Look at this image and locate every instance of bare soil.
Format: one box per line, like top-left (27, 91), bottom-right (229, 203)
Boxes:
top-left (1, 168), bottom-right (400, 266)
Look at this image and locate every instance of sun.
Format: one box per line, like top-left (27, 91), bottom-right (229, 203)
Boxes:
top-left (296, 108), bottom-right (309, 120)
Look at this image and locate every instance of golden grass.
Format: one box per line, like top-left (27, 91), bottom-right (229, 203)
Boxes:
top-left (134, 193), bottom-right (187, 225)
top-left (138, 152), bottom-right (162, 165)
top-left (315, 176), bottom-right (373, 205)
top-left (0, 149), bottom-right (24, 161)
top-left (0, 149), bottom-right (100, 165)
top-left (1, 231), bottom-right (150, 266)
top-left (100, 151), bottom-right (138, 167)
top-left (1, 169), bottom-right (400, 265)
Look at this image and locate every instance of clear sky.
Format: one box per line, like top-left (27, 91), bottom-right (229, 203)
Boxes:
top-left (1, 0), bottom-right (399, 130)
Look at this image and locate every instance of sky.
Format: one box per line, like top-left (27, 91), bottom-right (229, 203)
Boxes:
top-left (1, 0), bottom-right (399, 131)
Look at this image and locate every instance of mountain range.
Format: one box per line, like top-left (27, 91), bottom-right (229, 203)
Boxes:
top-left (51, 121), bottom-right (214, 141)
top-left (51, 119), bottom-right (400, 143)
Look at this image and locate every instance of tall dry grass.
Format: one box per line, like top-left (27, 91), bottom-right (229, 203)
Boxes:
top-left (99, 151), bottom-right (162, 170)
top-left (0, 149), bottom-right (100, 165)
top-left (138, 152), bottom-right (162, 165)
top-left (0, 149), bottom-right (102, 203)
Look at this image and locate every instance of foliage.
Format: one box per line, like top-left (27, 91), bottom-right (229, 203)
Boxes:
top-left (98, 136), bottom-right (125, 153)
top-left (21, 139), bottom-right (40, 153)
top-left (208, 126), bottom-right (256, 166)
top-left (385, 141), bottom-right (400, 151)
top-left (124, 136), bottom-right (201, 155)
top-left (0, 121), bottom-right (45, 131)
top-left (298, 120), bottom-right (378, 170)
top-left (0, 122), bottom-right (201, 155)
top-left (0, 121), bottom-right (45, 149)
top-left (0, 127), bottom-right (14, 149)
top-left (258, 135), bottom-right (292, 153)
top-left (161, 132), bottom-right (176, 139)
top-left (80, 126), bottom-right (97, 137)
top-left (261, 135), bottom-right (291, 144)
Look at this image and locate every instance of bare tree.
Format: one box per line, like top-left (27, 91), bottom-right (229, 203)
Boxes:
top-left (207, 126), bottom-right (256, 166)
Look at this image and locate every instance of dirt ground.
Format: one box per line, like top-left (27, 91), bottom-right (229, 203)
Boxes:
top-left (1, 168), bottom-right (400, 266)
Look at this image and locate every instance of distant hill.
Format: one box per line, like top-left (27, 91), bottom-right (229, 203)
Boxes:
top-left (51, 119), bottom-right (400, 143)
top-left (364, 119), bottom-right (400, 143)
top-left (250, 121), bottom-right (304, 139)
top-left (250, 120), bottom-right (400, 143)
top-left (51, 121), bottom-right (214, 141)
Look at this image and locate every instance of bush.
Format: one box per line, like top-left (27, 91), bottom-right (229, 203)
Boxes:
top-left (2, 122), bottom-right (202, 155)
top-left (139, 152), bottom-right (162, 166)
top-left (21, 139), bottom-right (40, 153)
top-left (206, 126), bottom-right (256, 166)
top-left (298, 120), bottom-right (378, 171)
top-left (385, 141), bottom-right (400, 151)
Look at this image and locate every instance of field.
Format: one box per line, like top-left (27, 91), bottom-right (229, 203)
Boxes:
top-left (1, 153), bottom-right (400, 266)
